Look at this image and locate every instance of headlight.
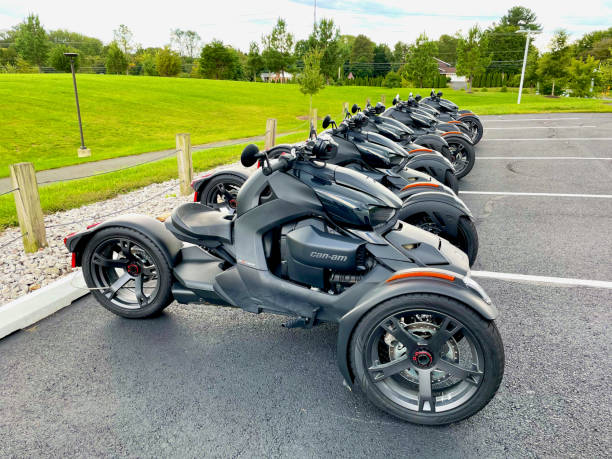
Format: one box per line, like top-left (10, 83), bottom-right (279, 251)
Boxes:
top-left (368, 206), bottom-right (396, 226)
top-left (464, 275), bottom-right (492, 304)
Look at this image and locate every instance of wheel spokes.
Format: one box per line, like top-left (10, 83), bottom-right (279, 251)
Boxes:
top-left (428, 317), bottom-right (462, 353)
top-left (117, 239), bottom-right (133, 258)
top-left (418, 369), bottom-right (435, 412)
top-left (368, 356), bottom-right (412, 382)
top-left (436, 358), bottom-right (482, 384)
top-left (134, 275), bottom-right (148, 307)
top-left (92, 253), bottom-right (129, 269)
top-left (105, 272), bottom-right (132, 299)
top-left (380, 316), bottom-right (424, 349)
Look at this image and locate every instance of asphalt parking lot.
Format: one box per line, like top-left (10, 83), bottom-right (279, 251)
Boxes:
top-left (1, 113), bottom-right (611, 458)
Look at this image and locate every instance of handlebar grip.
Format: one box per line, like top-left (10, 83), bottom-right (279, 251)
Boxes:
top-left (262, 156), bottom-right (291, 176)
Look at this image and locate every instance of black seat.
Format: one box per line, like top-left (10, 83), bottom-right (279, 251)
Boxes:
top-left (170, 203), bottom-right (233, 244)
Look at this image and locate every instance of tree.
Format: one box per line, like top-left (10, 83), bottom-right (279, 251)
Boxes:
top-left (566, 55), bottom-right (600, 97)
top-left (48, 30), bottom-right (103, 58)
top-left (307, 19), bottom-right (342, 81)
top-left (456, 26), bottom-right (491, 91)
top-left (156, 46), bottom-right (181, 76)
top-left (13, 13), bottom-right (48, 67)
top-left (373, 43), bottom-right (392, 77)
top-left (113, 24), bottom-right (134, 55)
top-left (246, 42), bottom-right (264, 81)
top-left (537, 30), bottom-right (571, 95)
top-left (170, 29), bottom-right (186, 56)
top-left (402, 33), bottom-right (438, 88)
top-left (500, 6), bottom-right (541, 30)
top-left (0, 46), bottom-right (18, 67)
top-left (49, 45), bottom-right (79, 72)
top-left (105, 41), bottom-right (128, 74)
top-left (199, 39), bottom-right (240, 80)
top-left (437, 34), bottom-right (459, 64)
top-left (184, 31), bottom-right (201, 59)
top-left (297, 48), bottom-right (325, 115)
top-left (262, 18), bottom-right (294, 82)
top-left (383, 71), bottom-right (401, 88)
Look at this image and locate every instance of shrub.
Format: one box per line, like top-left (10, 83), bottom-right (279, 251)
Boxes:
top-left (105, 42), bottom-right (128, 74)
top-left (15, 57), bottom-right (37, 73)
top-left (480, 87), bottom-right (487, 92)
top-left (500, 85), bottom-right (508, 92)
top-left (49, 45), bottom-right (79, 72)
top-left (156, 46), bottom-right (182, 77)
top-left (383, 71), bottom-right (401, 88)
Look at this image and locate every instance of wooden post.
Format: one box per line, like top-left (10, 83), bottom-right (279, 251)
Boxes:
top-left (176, 133), bottom-right (193, 196)
top-left (9, 162), bottom-right (47, 253)
top-left (264, 118), bottom-right (277, 150)
top-left (381, 94), bottom-right (386, 105)
top-left (366, 97), bottom-right (371, 107)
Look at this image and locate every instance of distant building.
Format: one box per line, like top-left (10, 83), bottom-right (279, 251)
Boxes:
top-left (260, 72), bottom-right (293, 82)
top-left (434, 58), bottom-right (465, 83)
top-left (347, 72), bottom-right (354, 80)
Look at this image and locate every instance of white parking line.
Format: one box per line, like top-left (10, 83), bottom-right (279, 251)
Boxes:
top-left (485, 117), bottom-right (585, 122)
top-left (459, 191), bottom-right (612, 198)
top-left (471, 270), bottom-right (612, 289)
top-left (487, 125), bottom-right (596, 130)
top-left (483, 138), bottom-right (612, 141)
top-left (478, 156), bottom-right (612, 160)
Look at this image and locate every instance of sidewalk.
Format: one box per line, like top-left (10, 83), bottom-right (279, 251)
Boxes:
top-left (0, 131), bottom-right (300, 194)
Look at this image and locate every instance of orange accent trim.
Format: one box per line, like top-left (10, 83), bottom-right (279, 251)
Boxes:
top-left (441, 131), bottom-right (462, 136)
top-left (386, 272), bottom-right (456, 283)
top-left (401, 182), bottom-right (440, 191)
top-left (407, 148), bottom-right (433, 153)
top-left (447, 120), bottom-right (461, 124)
top-left (459, 113), bottom-right (475, 117)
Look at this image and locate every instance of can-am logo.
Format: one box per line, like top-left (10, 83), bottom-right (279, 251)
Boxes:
top-left (310, 251), bottom-right (347, 262)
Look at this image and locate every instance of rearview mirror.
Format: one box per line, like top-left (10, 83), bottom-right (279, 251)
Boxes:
top-left (351, 103), bottom-right (360, 114)
top-left (437, 91), bottom-right (443, 97)
top-left (241, 144), bottom-right (261, 167)
top-left (392, 96), bottom-right (398, 106)
top-left (322, 114), bottom-right (332, 129)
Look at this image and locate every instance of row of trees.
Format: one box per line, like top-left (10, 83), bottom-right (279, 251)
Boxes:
top-left (1, 8), bottom-right (610, 96)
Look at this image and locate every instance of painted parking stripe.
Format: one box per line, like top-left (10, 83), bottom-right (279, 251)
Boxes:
top-left (459, 191), bottom-right (612, 198)
top-left (471, 270), bottom-right (612, 289)
top-left (485, 117), bottom-right (587, 122)
top-left (478, 156), bottom-right (612, 160)
top-left (486, 125), bottom-right (596, 130)
top-left (482, 137), bottom-right (612, 141)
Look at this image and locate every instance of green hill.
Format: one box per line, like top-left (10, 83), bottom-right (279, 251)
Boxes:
top-left (2, 74), bottom-right (611, 177)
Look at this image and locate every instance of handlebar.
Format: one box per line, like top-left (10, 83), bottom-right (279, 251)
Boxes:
top-left (262, 155), bottom-right (293, 176)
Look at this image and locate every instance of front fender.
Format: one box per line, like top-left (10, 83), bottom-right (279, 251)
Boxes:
top-left (399, 190), bottom-right (473, 238)
top-left (440, 131), bottom-right (474, 145)
top-left (404, 153), bottom-right (454, 182)
top-left (336, 269), bottom-right (498, 385)
top-left (65, 214), bottom-right (183, 268)
top-left (412, 133), bottom-right (449, 152)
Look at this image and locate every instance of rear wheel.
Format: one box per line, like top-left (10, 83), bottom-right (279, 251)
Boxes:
top-left (199, 174), bottom-right (245, 212)
top-left (350, 294), bottom-right (504, 425)
top-left (82, 227), bottom-right (174, 318)
top-left (447, 138), bottom-right (475, 179)
top-left (444, 170), bottom-right (459, 193)
top-left (400, 210), bottom-right (478, 266)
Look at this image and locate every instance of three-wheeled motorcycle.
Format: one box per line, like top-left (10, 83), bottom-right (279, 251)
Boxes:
top-left (65, 136), bottom-right (504, 425)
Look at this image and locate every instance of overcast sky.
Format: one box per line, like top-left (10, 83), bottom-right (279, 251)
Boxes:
top-left (1, 0), bottom-right (611, 53)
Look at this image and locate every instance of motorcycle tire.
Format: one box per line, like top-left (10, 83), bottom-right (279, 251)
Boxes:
top-left (444, 169), bottom-right (459, 193)
top-left (350, 293), bottom-right (504, 425)
top-left (82, 227), bottom-right (174, 319)
top-left (447, 137), bottom-right (475, 179)
top-left (461, 117), bottom-right (484, 144)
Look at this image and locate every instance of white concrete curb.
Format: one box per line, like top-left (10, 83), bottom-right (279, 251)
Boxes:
top-left (0, 271), bottom-right (88, 339)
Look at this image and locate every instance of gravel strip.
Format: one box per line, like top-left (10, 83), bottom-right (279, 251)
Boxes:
top-left (0, 163), bottom-right (247, 305)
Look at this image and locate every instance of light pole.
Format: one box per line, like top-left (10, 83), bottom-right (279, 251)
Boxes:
top-left (64, 52), bottom-right (91, 157)
top-left (516, 28), bottom-right (541, 104)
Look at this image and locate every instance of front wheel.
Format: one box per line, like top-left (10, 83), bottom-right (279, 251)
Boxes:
top-left (447, 138), bottom-right (475, 179)
top-left (350, 294), bottom-right (504, 425)
top-left (461, 117), bottom-right (483, 144)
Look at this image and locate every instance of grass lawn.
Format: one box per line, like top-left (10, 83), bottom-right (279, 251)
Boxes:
top-left (2, 74), bottom-right (612, 178)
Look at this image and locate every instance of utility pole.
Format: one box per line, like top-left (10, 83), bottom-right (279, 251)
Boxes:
top-left (516, 27), bottom-right (541, 104)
